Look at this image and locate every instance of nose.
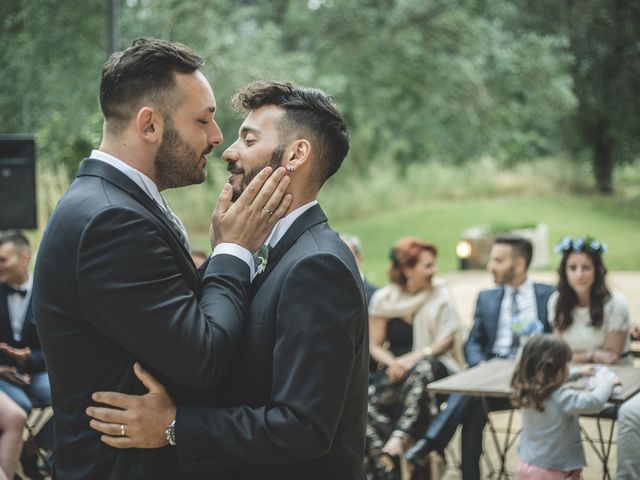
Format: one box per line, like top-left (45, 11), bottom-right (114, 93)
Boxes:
top-left (222, 142), bottom-right (239, 163)
top-left (208, 120), bottom-right (223, 146)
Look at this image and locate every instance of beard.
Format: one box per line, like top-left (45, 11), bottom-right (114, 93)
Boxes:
top-left (155, 120), bottom-right (211, 190)
top-left (229, 143), bottom-right (286, 201)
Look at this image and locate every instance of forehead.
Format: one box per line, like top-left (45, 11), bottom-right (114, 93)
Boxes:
top-left (173, 71), bottom-right (216, 112)
top-left (490, 243), bottom-right (513, 259)
top-left (567, 252), bottom-right (593, 265)
top-left (0, 242), bottom-right (17, 257)
top-left (240, 105), bottom-right (286, 135)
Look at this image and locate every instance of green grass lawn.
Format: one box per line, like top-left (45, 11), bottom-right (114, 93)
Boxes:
top-left (329, 194), bottom-right (640, 285)
top-left (185, 193), bottom-right (640, 286)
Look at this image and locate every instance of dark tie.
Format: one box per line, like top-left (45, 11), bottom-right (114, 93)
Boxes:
top-left (5, 285), bottom-right (27, 297)
top-left (510, 288), bottom-right (520, 354)
top-left (161, 197), bottom-right (190, 252)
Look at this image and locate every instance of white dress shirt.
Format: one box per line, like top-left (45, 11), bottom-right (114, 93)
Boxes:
top-left (492, 278), bottom-right (538, 356)
top-left (7, 275), bottom-right (32, 342)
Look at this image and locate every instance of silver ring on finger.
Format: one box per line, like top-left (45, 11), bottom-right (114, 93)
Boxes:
top-left (263, 206), bottom-right (273, 216)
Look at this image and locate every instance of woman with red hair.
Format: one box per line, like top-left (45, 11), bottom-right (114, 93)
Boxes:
top-left (366, 237), bottom-right (463, 478)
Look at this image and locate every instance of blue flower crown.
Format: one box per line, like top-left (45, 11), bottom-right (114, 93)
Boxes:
top-left (554, 235), bottom-right (607, 256)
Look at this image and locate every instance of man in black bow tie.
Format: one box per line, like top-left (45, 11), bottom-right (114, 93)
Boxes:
top-left (0, 231), bottom-right (51, 414)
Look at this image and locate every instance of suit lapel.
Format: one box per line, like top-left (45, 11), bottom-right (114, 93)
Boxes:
top-left (251, 204), bottom-right (327, 293)
top-left (0, 287), bottom-right (12, 343)
top-left (487, 287), bottom-right (505, 348)
top-left (533, 283), bottom-right (550, 329)
top-left (76, 159), bottom-right (199, 288)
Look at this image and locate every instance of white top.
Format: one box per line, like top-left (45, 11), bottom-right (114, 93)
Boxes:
top-left (492, 279), bottom-right (538, 356)
top-left (518, 368), bottom-right (616, 471)
top-left (6, 275), bottom-right (32, 342)
top-left (548, 290), bottom-right (632, 364)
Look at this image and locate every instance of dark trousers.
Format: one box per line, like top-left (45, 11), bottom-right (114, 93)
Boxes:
top-left (423, 394), bottom-right (511, 480)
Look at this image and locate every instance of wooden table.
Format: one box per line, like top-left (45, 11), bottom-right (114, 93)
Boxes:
top-left (427, 359), bottom-right (640, 479)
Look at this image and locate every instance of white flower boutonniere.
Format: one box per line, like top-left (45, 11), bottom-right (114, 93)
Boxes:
top-left (256, 244), bottom-right (269, 276)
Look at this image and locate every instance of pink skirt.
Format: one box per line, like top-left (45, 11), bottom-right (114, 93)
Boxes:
top-left (516, 459), bottom-right (582, 480)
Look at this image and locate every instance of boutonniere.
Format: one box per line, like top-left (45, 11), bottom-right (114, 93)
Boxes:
top-left (256, 244), bottom-right (269, 276)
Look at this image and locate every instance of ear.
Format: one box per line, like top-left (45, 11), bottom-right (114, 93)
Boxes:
top-left (515, 256), bottom-right (527, 273)
top-left (286, 139), bottom-right (311, 171)
top-left (134, 107), bottom-right (163, 145)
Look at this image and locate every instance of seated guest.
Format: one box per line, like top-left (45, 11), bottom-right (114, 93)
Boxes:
top-left (366, 237), bottom-right (463, 477)
top-left (510, 334), bottom-right (619, 479)
top-left (550, 236), bottom-right (632, 365)
top-left (406, 235), bottom-right (554, 480)
top-left (0, 389), bottom-right (27, 480)
top-left (0, 232), bottom-right (51, 412)
top-left (341, 234), bottom-right (378, 303)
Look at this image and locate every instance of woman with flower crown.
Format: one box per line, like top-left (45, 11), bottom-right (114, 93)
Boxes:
top-left (548, 236), bottom-right (633, 365)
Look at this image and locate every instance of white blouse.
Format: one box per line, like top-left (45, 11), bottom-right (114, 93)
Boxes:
top-left (548, 290), bottom-right (632, 365)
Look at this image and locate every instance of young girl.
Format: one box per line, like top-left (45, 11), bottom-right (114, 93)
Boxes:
top-left (510, 334), bottom-right (619, 479)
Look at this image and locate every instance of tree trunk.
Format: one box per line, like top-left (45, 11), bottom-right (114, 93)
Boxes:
top-left (592, 132), bottom-right (614, 194)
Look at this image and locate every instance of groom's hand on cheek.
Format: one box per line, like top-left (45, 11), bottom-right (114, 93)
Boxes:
top-left (211, 166), bottom-right (291, 252)
top-left (86, 362), bottom-right (176, 449)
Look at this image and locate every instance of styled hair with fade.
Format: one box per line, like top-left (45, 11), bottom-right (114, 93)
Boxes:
top-left (99, 37), bottom-right (203, 134)
top-left (232, 80), bottom-right (350, 185)
top-left (0, 230), bottom-right (31, 254)
top-left (494, 235), bottom-right (533, 268)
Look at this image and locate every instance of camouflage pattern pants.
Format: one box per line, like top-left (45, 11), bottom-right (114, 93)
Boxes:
top-left (365, 358), bottom-right (447, 480)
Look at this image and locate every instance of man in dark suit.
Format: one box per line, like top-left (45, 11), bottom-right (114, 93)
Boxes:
top-left (33, 39), bottom-right (290, 480)
top-left (87, 81), bottom-right (369, 480)
top-left (0, 232), bottom-right (50, 413)
top-left (406, 235), bottom-right (555, 479)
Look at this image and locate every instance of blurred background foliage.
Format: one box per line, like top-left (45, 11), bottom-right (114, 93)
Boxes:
top-left (2, 0), bottom-right (639, 272)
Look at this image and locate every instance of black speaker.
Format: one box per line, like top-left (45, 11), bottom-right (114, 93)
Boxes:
top-left (0, 134), bottom-right (37, 229)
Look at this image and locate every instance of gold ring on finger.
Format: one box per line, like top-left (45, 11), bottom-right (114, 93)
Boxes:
top-left (263, 206), bottom-right (273, 216)
top-left (120, 424), bottom-right (126, 436)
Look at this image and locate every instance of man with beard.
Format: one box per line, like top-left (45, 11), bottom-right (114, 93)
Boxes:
top-left (32, 39), bottom-right (291, 479)
top-left (405, 236), bottom-right (555, 479)
top-left (87, 81), bottom-right (369, 480)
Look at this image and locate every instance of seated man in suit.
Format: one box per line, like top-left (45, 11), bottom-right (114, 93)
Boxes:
top-left (405, 235), bottom-right (555, 479)
top-left (0, 231), bottom-right (50, 413)
top-left (341, 233), bottom-right (377, 303)
top-left (87, 81), bottom-right (369, 480)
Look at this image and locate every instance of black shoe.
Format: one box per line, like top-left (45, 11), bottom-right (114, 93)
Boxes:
top-left (20, 452), bottom-right (45, 480)
top-left (405, 439), bottom-right (431, 469)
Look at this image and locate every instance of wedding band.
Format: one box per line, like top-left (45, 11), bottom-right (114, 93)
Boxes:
top-left (120, 424), bottom-right (126, 436)
top-left (263, 207), bottom-right (273, 215)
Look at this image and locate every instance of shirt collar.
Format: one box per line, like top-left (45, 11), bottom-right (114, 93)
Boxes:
top-left (504, 277), bottom-right (533, 295)
top-left (90, 149), bottom-right (167, 213)
top-left (264, 200), bottom-right (318, 248)
top-left (7, 275), bottom-right (32, 292)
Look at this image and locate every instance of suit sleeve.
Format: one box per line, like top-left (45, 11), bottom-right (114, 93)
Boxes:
top-left (464, 294), bottom-right (488, 367)
top-left (175, 253), bottom-right (366, 471)
top-left (76, 207), bottom-right (250, 389)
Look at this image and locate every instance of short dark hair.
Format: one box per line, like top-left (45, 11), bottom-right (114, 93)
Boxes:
top-left (494, 235), bottom-right (533, 268)
top-left (232, 80), bottom-right (350, 185)
top-left (0, 230), bottom-right (31, 254)
top-left (100, 37), bottom-right (203, 134)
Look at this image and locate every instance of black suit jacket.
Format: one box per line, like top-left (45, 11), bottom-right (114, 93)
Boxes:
top-left (175, 205), bottom-right (369, 480)
top-left (0, 286), bottom-right (45, 373)
top-left (464, 283), bottom-right (555, 366)
top-left (33, 159), bottom-right (251, 479)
